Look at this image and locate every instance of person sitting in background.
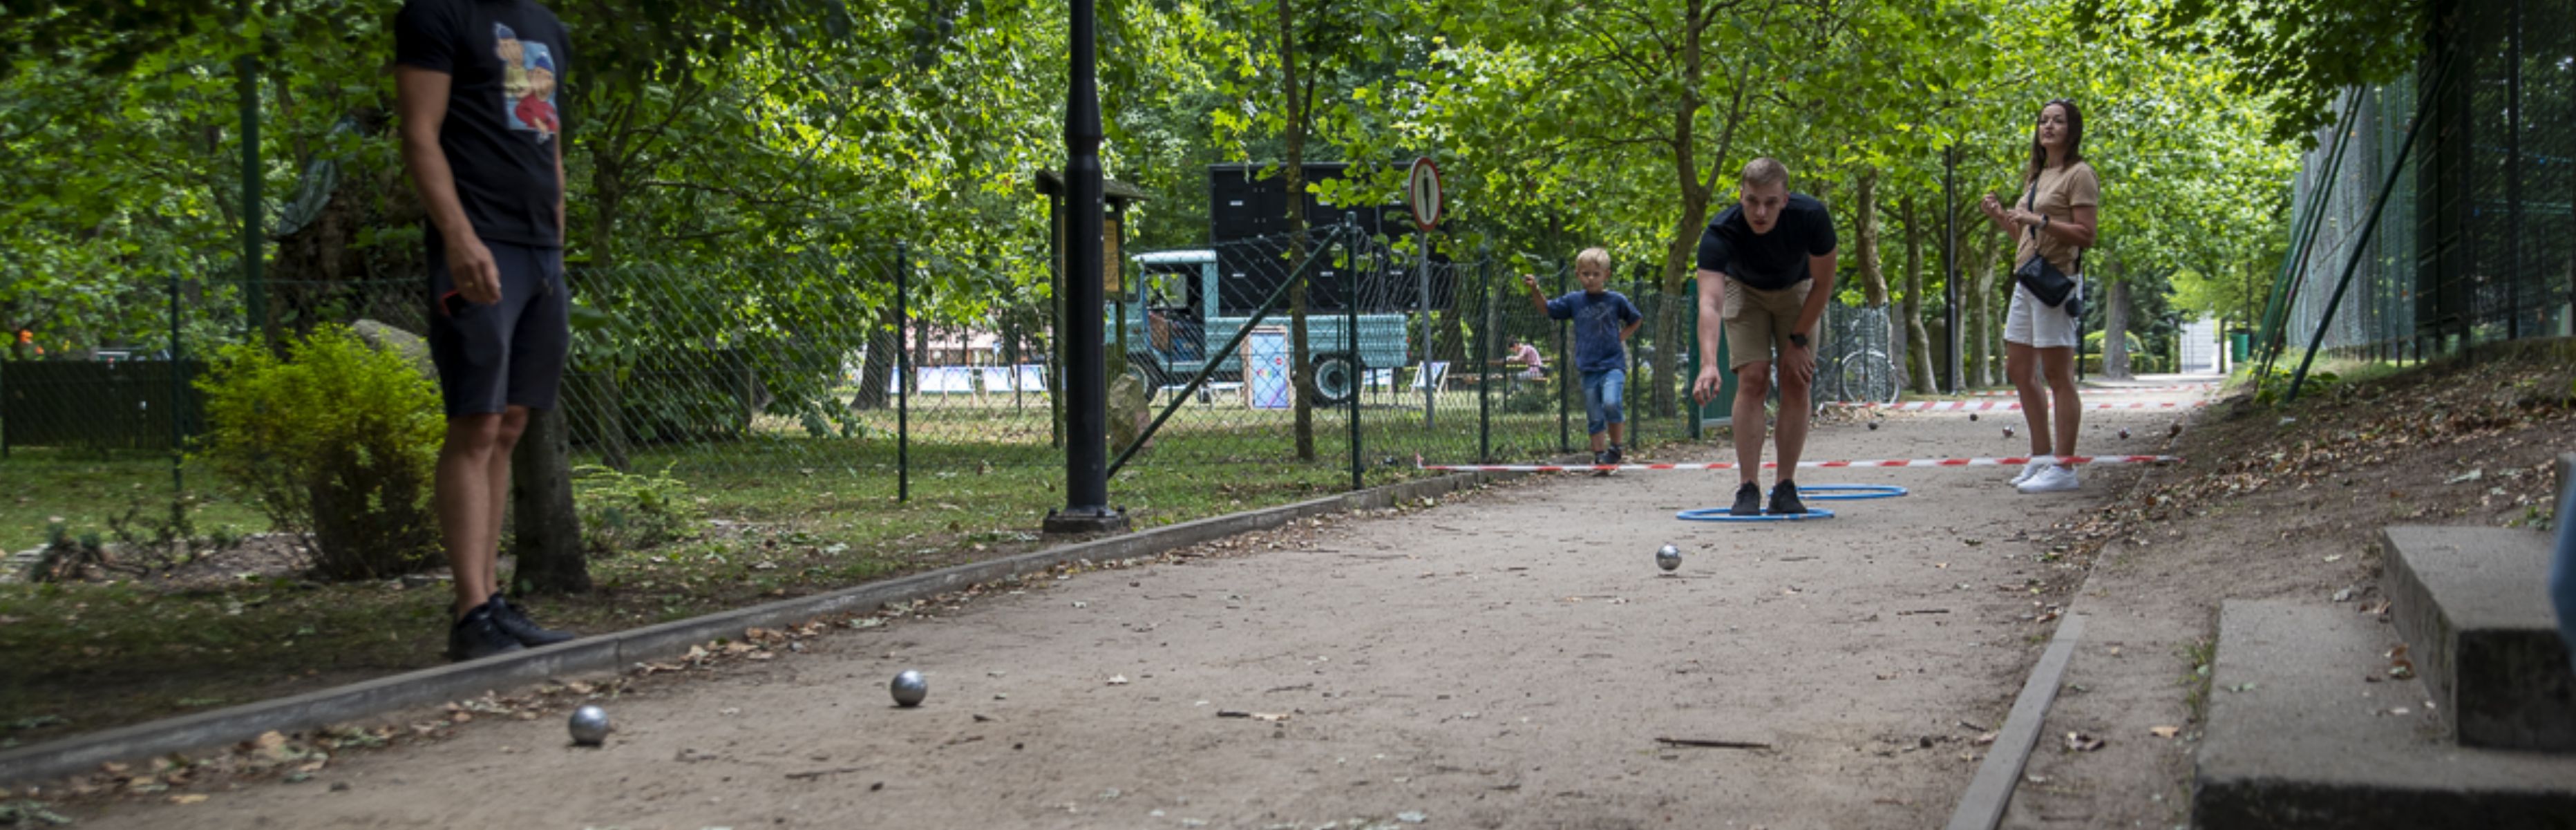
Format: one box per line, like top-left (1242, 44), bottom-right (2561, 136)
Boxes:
top-left (1499, 335), bottom-right (1546, 379)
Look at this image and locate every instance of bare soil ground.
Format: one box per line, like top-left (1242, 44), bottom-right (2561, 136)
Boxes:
top-left (2007, 345), bottom-right (2575, 829)
top-left (28, 348), bottom-right (2570, 829)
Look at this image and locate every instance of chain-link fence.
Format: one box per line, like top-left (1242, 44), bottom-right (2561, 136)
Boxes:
top-left (11, 225), bottom-right (1785, 520)
top-left (2263, 0), bottom-right (2575, 375)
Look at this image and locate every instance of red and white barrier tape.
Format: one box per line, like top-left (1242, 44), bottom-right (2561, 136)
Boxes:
top-left (1832, 399), bottom-right (2211, 412)
top-left (1415, 454), bottom-right (2180, 473)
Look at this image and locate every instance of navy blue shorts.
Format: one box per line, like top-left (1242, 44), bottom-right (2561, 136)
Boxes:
top-left (426, 241), bottom-right (569, 417)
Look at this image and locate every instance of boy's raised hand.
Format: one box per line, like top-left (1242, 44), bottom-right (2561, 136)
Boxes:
top-left (1521, 274), bottom-right (1540, 292)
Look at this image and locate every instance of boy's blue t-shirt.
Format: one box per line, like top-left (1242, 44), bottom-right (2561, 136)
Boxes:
top-left (1546, 290), bottom-right (1644, 374)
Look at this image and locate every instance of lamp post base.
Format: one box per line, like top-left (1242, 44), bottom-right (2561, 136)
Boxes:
top-left (1042, 505), bottom-right (1130, 536)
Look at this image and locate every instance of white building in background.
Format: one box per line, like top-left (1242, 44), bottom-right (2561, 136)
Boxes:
top-left (2177, 317), bottom-right (2224, 375)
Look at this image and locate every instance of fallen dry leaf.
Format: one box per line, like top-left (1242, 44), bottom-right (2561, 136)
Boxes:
top-left (2150, 726), bottom-right (2181, 738)
top-left (168, 793), bottom-right (208, 804)
top-left (2063, 731), bottom-right (2105, 752)
top-left (1107, 675), bottom-right (1130, 686)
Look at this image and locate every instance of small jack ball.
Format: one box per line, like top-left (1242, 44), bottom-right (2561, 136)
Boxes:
top-left (567, 706), bottom-right (610, 746)
top-left (2002, 425), bottom-right (2016, 438)
top-left (1656, 545), bottom-right (1682, 572)
top-left (2119, 428), bottom-right (2132, 440)
top-left (1969, 413), bottom-right (1980, 422)
top-left (1867, 421), bottom-right (1879, 431)
top-left (891, 670), bottom-right (928, 707)
top-left (2170, 424), bottom-right (2183, 437)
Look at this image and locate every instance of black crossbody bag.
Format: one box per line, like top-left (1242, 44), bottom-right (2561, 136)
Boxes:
top-left (2012, 180), bottom-right (2083, 319)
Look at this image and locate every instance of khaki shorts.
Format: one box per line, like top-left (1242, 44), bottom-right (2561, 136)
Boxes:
top-left (1722, 279), bottom-right (1812, 369)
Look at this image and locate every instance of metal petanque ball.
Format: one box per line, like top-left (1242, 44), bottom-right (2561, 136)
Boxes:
top-left (1656, 544), bottom-right (1683, 572)
top-left (2003, 425), bottom-right (2015, 438)
top-left (567, 705), bottom-right (610, 746)
top-left (891, 670), bottom-right (928, 707)
top-left (1968, 413), bottom-right (1979, 422)
top-left (2119, 428), bottom-right (2132, 440)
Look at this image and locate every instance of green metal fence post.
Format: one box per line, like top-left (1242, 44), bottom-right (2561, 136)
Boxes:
top-left (1555, 267), bottom-right (1569, 453)
top-left (169, 274), bottom-right (185, 492)
top-left (1685, 278), bottom-right (1699, 442)
top-left (896, 243), bottom-right (910, 502)
top-left (237, 2), bottom-right (265, 346)
top-left (1477, 263), bottom-right (1492, 462)
top-left (1347, 220), bottom-right (1362, 492)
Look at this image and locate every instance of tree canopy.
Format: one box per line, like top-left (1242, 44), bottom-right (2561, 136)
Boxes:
top-left (3, 0), bottom-right (2327, 386)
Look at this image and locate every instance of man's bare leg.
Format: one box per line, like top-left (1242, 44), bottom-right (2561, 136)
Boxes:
top-left (472, 407), bottom-right (532, 603)
top-left (1774, 364), bottom-right (1812, 484)
top-left (437, 414), bottom-right (504, 619)
top-left (1732, 361), bottom-right (1772, 486)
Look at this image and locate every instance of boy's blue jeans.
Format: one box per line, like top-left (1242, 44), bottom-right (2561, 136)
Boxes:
top-left (2552, 482), bottom-right (2576, 671)
top-left (1582, 368), bottom-right (1625, 437)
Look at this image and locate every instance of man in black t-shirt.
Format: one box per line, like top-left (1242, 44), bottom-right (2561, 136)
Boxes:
top-left (1690, 158), bottom-right (1839, 517)
top-left (395, 0), bottom-right (578, 661)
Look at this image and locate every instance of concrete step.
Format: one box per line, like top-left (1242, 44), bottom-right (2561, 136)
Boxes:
top-left (2382, 525), bottom-right (2575, 751)
top-left (2194, 601), bottom-right (2576, 829)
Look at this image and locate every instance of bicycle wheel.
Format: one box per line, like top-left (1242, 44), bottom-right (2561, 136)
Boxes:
top-left (1839, 350), bottom-right (1898, 406)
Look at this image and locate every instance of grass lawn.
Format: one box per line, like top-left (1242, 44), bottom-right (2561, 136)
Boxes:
top-left (1, 386), bottom-right (1708, 748)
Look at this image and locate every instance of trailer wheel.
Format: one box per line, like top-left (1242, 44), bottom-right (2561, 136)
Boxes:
top-left (1310, 352), bottom-right (1358, 406)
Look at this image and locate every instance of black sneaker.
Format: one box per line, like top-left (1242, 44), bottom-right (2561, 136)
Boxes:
top-left (1604, 444), bottom-right (1623, 464)
top-left (1591, 450), bottom-right (1613, 477)
top-left (447, 602), bottom-right (527, 662)
top-left (1768, 480), bottom-right (1807, 516)
top-left (1729, 482), bottom-right (1763, 516)
top-left (489, 594), bottom-right (577, 647)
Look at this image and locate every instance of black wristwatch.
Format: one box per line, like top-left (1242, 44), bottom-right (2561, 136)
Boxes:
top-left (1788, 332), bottom-right (1808, 348)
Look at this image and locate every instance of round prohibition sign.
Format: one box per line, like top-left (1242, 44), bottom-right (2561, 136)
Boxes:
top-left (1407, 158), bottom-right (1443, 232)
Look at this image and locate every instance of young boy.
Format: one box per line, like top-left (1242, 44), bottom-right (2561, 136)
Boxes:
top-left (1524, 249), bottom-right (1644, 473)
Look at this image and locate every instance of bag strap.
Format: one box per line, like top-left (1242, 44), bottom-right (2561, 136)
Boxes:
top-left (2024, 171), bottom-right (2085, 274)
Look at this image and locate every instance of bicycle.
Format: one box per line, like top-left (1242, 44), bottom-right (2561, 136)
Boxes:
top-left (1835, 348), bottom-right (1900, 406)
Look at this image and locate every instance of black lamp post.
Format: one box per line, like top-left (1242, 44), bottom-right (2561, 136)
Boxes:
top-left (1045, 0), bottom-right (1128, 534)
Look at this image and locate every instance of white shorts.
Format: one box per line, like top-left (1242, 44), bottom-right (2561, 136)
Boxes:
top-left (2005, 279), bottom-right (2082, 349)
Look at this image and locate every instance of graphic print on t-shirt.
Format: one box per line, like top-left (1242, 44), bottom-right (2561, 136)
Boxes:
top-left (494, 23), bottom-right (558, 140)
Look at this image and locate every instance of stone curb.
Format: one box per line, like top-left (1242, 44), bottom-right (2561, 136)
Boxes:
top-left (0, 469), bottom-right (1510, 787)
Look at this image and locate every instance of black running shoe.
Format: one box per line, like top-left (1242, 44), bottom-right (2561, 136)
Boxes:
top-left (1604, 444), bottom-right (1623, 464)
top-left (1592, 450), bottom-right (1613, 477)
top-left (447, 602), bottom-right (527, 662)
top-left (489, 594), bottom-right (576, 647)
top-left (1768, 480), bottom-right (1807, 516)
top-left (1729, 482), bottom-right (1763, 516)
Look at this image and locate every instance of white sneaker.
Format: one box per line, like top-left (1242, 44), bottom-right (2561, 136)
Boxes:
top-left (2018, 464), bottom-right (2080, 493)
top-left (2010, 457), bottom-right (2052, 486)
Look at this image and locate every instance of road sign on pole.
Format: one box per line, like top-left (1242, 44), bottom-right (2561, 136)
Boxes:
top-left (1408, 158), bottom-right (1441, 425)
top-left (1407, 158), bottom-right (1443, 232)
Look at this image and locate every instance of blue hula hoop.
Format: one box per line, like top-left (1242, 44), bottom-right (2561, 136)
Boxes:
top-left (1675, 507), bottom-right (1837, 522)
top-left (1797, 484), bottom-right (1909, 500)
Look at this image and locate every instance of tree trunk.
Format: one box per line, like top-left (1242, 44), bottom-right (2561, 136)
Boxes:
top-left (1279, 0), bottom-right (1316, 462)
top-left (1654, 4), bottom-right (1741, 419)
top-left (510, 406), bottom-right (591, 594)
top-left (1853, 169), bottom-right (1891, 306)
top-left (584, 157), bottom-right (630, 471)
top-left (850, 299), bottom-right (898, 411)
top-left (1969, 229), bottom-right (1998, 387)
top-left (2104, 264), bottom-right (2134, 379)
top-left (1900, 194), bottom-right (1936, 393)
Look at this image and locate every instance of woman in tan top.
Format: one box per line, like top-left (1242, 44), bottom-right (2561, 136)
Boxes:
top-left (1978, 98), bottom-right (2099, 494)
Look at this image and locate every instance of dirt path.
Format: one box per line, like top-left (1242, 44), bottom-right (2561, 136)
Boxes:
top-left (63, 384), bottom-right (2210, 829)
